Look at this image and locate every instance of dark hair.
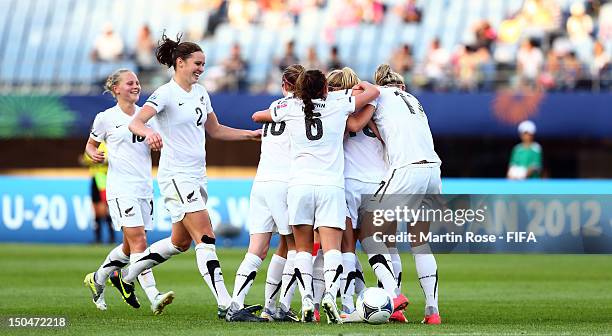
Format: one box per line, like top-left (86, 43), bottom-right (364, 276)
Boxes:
top-left (295, 70), bottom-right (326, 120)
top-left (156, 32), bottom-right (202, 69)
top-left (282, 64), bottom-right (305, 92)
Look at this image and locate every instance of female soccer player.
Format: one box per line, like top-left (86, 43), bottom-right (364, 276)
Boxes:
top-left (253, 70), bottom-right (379, 323)
top-left (83, 69), bottom-right (174, 315)
top-left (371, 64), bottom-right (442, 325)
top-left (325, 67), bottom-right (385, 318)
top-left (117, 33), bottom-right (260, 318)
top-left (225, 64), bottom-right (305, 322)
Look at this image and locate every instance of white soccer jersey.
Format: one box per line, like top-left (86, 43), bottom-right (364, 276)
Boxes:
top-left (373, 87), bottom-right (441, 168)
top-left (272, 95), bottom-right (355, 188)
top-left (144, 79), bottom-right (213, 180)
top-left (90, 105), bottom-right (153, 199)
top-left (254, 96), bottom-right (292, 183)
top-left (328, 89), bottom-right (387, 183)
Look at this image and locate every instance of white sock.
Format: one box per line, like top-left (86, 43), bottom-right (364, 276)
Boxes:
top-left (413, 244), bottom-right (438, 311)
top-left (389, 247), bottom-right (402, 295)
top-left (354, 256), bottom-right (365, 294)
top-left (123, 237), bottom-right (182, 283)
top-left (323, 250), bottom-right (343, 299)
top-left (294, 251), bottom-right (313, 301)
top-left (312, 249), bottom-right (324, 308)
top-left (137, 268), bottom-right (160, 303)
top-left (340, 252), bottom-right (357, 313)
top-left (195, 242), bottom-right (232, 308)
top-left (264, 254), bottom-right (286, 313)
top-left (232, 253), bottom-right (262, 308)
top-left (95, 244), bottom-right (129, 286)
top-left (279, 250), bottom-right (297, 311)
top-left (362, 237), bottom-right (397, 298)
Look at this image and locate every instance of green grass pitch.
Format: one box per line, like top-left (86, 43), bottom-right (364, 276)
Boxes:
top-left (0, 244), bottom-right (610, 335)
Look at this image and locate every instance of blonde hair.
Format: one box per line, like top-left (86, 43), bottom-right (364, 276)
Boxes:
top-left (103, 69), bottom-right (131, 98)
top-left (326, 67), bottom-right (360, 91)
top-left (374, 64), bottom-right (404, 87)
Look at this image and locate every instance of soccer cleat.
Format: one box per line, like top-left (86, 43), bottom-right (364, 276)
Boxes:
top-left (422, 306), bottom-right (442, 324)
top-left (260, 308), bottom-right (275, 321)
top-left (243, 303), bottom-right (263, 314)
top-left (301, 295), bottom-right (315, 322)
top-left (272, 308), bottom-right (300, 322)
top-left (83, 272), bottom-right (107, 311)
top-left (151, 291), bottom-right (175, 315)
top-left (226, 302), bottom-right (269, 322)
top-left (422, 313), bottom-right (442, 324)
top-left (314, 309), bottom-right (320, 322)
top-left (218, 306), bottom-right (229, 319)
top-left (321, 292), bottom-right (343, 324)
top-left (108, 270), bottom-right (140, 309)
top-left (393, 293), bottom-right (409, 312)
top-left (340, 310), bottom-right (363, 323)
top-left (389, 310), bottom-right (407, 323)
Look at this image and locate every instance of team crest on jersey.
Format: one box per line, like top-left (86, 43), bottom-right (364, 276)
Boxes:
top-left (149, 93), bottom-right (158, 101)
top-left (200, 96), bottom-right (205, 105)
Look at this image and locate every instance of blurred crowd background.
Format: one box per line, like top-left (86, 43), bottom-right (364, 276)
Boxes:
top-left (0, 0), bottom-right (610, 179)
top-left (1, 0), bottom-right (611, 94)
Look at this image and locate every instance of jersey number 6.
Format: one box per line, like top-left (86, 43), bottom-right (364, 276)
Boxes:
top-left (305, 112), bottom-right (323, 141)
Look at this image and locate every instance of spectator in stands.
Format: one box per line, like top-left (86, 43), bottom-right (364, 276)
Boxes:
top-left (473, 20), bottom-right (496, 51)
top-left (219, 43), bottom-right (249, 91)
top-left (592, 40), bottom-right (611, 88)
top-left (567, 2), bottom-right (594, 44)
top-left (507, 120), bottom-right (542, 180)
top-left (204, 0), bottom-right (229, 37)
top-left (327, 46), bottom-right (344, 71)
top-left (597, 2), bottom-right (612, 45)
top-left (455, 45), bottom-right (480, 91)
top-left (516, 39), bottom-right (544, 88)
top-left (423, 38), bottom-right (449, 90)
top-left (559, 51), bottom-right (583, 90)
top-left (133, 25), bottom-right (157, 85)
top-left (91, 23), bottom-right (124, 62)
top-left (277, 40), bottom-right (299, 71)
top-left (540, 49), bottom-right (562, 90)
top-left (476, 46), bottom-right (496, 90)
top-left (303, 46), bottom-right (325, 71)
top-left (390, 44), bottom-right (414, 86)
top-left (228, 0), bottom-right (259, 28)
top-left (361, 0), bottom-right (385, 24)
top-left (394, 0), bottom-right (422, 23)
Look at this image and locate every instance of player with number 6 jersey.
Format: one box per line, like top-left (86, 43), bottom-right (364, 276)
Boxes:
top-left (254, 70), bottom-right (380, 324)
top-left (83, 69), bottom-right (175, 315)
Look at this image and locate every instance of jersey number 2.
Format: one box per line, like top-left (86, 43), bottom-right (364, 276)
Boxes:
top-left (195, 107), bottom-right (203, 126)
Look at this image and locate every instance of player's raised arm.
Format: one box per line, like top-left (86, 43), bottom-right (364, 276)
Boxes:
top-left (129, 105), bottom-right (163, 150)
top-left (205, 111), bottom-right (261, 140)
top-left (252, 109), bottom-right (273, 123)
top-left (352, 81), bottom-right (379, 111)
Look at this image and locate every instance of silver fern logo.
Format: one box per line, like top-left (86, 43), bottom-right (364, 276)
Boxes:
top-left (0, 95), bottom-right (76, 138)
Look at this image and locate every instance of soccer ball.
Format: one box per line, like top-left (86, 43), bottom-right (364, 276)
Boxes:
top-left (356, 287), bottom-right (393, 324)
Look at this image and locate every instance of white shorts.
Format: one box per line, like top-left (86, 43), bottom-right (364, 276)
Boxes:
top-left (248, 181), bottom-right (290, 235)
top-left (345, 178), bottom-right (381, 229)
top-left (368, 163), bottom-right (442, 216)
top-left (108, 198), bottom-right (154, 231)
top-left (288, 185), bottom-right (346, 230)
top-left (158, 177), bottom-right (208, 223)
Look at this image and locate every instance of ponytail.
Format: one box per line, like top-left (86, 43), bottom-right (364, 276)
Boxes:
top-left (156, 31), bottom-right (202, 69)
top-left (374, 63), bottom-right (404, 87)
top-left (295, 70), bottom-right (326, 120)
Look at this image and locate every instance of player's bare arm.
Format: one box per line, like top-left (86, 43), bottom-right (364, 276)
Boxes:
top-left (129, 105), bottom-right (163, 150)
top-left (205, 111), bottom-right (261, 140)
